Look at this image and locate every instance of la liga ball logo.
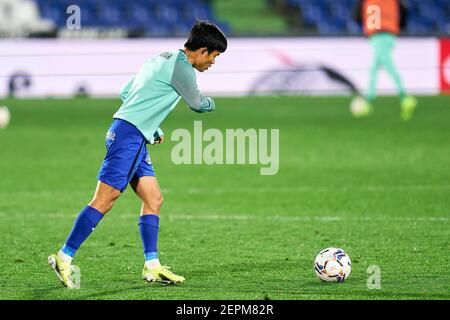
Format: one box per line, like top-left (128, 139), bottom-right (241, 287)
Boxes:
top-left (314, 248), bottom-right (352, 283)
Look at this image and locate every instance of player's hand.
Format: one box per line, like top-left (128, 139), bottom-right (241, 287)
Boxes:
top-left (154, 135), bottom-right (164, 144)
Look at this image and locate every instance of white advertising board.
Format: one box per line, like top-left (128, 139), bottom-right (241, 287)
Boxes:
top-left (0, 37), bottom-right (439, 98)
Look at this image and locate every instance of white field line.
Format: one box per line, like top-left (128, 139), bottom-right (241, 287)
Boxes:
top-left (1, 185), bottom-right (450, 197)
top-left (183, 185), bottom-right (450, 194)
top-left (165, 215), bottom-right (449, 222)
top-left (0, 212), bottom-right (447, 222)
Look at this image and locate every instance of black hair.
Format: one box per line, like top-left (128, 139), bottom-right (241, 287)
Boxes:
top-left (184, 20), bottom-right (227, 53)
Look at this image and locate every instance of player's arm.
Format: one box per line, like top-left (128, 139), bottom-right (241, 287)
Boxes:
top-left (153, 127), bottom-right (164, 144)
top-left (119, 76), bottom-right (135, 101)
top-left (170, 60), bottom-right (215, 113)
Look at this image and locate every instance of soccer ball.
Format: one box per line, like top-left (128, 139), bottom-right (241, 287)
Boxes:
top-left (350, 96), bottom-right (371, 117)
top-left (314, 247), bottom-right (352, 282)
top-left (0, 106), bottom-right (11, 129)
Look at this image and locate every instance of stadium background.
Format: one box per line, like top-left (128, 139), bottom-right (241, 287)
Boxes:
top-left (0, 0), bottom-right (449, 300)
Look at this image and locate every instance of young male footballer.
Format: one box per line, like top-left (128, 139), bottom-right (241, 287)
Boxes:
top-left (353, 0), bottom-right (418, 120)
top-left (48, 21), bottom-right (227, 288)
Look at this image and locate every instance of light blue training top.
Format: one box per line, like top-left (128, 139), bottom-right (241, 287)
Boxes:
top-left (113, 49), bottom-right (215, 144)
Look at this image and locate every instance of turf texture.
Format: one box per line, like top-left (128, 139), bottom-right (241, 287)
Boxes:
top-left (0, 96), bottom-right (449, 300)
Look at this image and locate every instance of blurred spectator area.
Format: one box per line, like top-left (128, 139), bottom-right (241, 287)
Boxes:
top-left (34, 0), bottom-right (230, 37)
top-left (0, 0), bottom-right (55, 36)
top-left (213, 0), bottom-right (291, 36)
top-left (270, 0), bottom-right (450, 36)
top-left (1, 0), bottom-right (449, 37)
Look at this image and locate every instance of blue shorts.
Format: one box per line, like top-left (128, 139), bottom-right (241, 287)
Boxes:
top-left (97, 119), bottom-right (155, 192)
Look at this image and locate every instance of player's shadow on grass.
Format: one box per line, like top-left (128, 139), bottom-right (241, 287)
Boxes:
top-left (31, 282), bottom-right (171, 300)
top-left (29, 287), bottom-right (68, 299)
top-left (73, 282), bottom-right (180, 300)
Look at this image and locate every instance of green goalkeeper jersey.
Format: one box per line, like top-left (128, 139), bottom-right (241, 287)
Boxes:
top-left (113, 49), bottom-right (215, 144)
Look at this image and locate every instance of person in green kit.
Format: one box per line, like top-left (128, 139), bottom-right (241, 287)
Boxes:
top-left (48, 21), bottom-right (227, 288)
top-left (353, 0), bottom-right (418, 120)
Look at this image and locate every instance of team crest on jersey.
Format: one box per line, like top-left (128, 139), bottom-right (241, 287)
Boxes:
top-left (106, 130), bottom-right (116, 141)
top-left (160, 52), bottom-right (172, 60)
top-left (145, 154), bottom-right (152, 165)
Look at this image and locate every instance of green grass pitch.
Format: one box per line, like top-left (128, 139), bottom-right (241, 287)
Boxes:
top-left (0, 96), bottom-right (449, 300)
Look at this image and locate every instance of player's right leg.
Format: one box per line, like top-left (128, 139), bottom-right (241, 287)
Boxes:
top-left (48, 118), bottom-right (145, 288)
top-left (48, 182), bottom-right (121, 288)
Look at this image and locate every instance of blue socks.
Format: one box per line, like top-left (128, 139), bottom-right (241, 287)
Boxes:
top-left (61, 205), bottom-right (104, 257)
top-left (138, 214), bottom-right (159, 261)
top-left (60, 207), bottom-right (159, 263)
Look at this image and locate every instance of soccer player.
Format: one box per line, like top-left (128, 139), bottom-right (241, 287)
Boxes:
top-left (48, 21), bottom-right (227, 288)
top-left (353, 0), bottom-right (418, 120)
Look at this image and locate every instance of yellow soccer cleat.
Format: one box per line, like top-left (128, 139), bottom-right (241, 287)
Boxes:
top-left (401, 96), bottom-right (418, 121)
top-left (48, 253), bottom-right (78, 289)
top-left (142, 264), bottom-right (185, 284)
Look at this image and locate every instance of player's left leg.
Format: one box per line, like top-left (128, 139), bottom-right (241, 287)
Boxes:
top-left (377, 34), bottom-right (407, 98)
top-left (377, 34), bottom-right (418, 120)
top-left (130, 172), bottom-right (185, 284)
top-left (130, 175), bottom-right (163, 268)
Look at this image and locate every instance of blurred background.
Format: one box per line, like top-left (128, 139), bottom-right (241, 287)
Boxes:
top-left (0, 0), bottom-right (449, 98)
top-left (1, 0), bottom-right (450, 37)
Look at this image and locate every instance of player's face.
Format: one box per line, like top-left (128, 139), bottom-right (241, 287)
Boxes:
top-left (195, 49), bottom-right (220, 72)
